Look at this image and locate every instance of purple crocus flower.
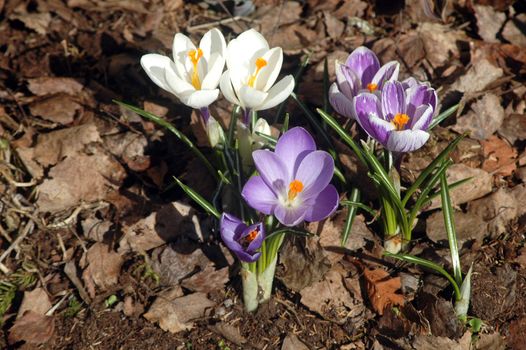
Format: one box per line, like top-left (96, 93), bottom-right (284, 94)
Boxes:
top-left (220, 213), bottom-right (264, 262)
top-left (329, 46), bottom-right (400, 119)
top-left (354, 80), bottom-right (437, 153)
top-left (241, 127), bottom-right (339, 227)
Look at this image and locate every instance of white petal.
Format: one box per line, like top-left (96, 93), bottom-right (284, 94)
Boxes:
top-left (386, 130), bottom-right (430, 153)
top-left (219, 70), bottom-right (240, 105)
top-left (199, 28), bottom-right (226, 60)
top-left (256, 47), bottom-right (283, 92)
top-left (140, 54), bottom-right (175, 94)
top-left (411, 104), bottom-right (433, 131)
top-left (165, 63), bottom-right (195, 96)
top-left (173, 33), bottom-right (196, 59)
top-left (239, 85), bottom-right (268, 109)
top-left (255, 75), bottom-right (294, 111)
top-left (201, 54), bottom-right (225, 90)
top-left (207, 117), bottom-right (225, 148)
top-left (329, 83), bottom-right (354, 119)
top-left (180, 89), bottom-right (220, 109)
top-left (226, 29), bottom-right (268, 72)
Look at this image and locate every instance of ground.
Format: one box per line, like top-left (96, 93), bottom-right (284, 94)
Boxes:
top-left (1, 0), bottom-right (526, 349)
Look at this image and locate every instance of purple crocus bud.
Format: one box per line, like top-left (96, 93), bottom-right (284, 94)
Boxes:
top-left (354, 80), bottom-right (437, 153)
top-left (241, 127), bottom-right (339, 227)
top-left (220, 213), bottom-right (264, 263)
top-left (329, 47), bottom-right (400, 119)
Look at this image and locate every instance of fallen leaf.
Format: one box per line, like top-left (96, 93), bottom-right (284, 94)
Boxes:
top-left (473, 5), bottom-right (506, 43)
top-left (363, 268), bottom-right (405, 315)
top-left (324, 11), bottom-right (345, 39)
top-left (209, 323), bottom-right (247, 347)
top-left (450, 59), bottom-right (504, 93)
top-left (502, 14), bottom-right (526, 47)
top-left (181, 265), bottom-right (229, 293)
top-left (481, 135), bottom-right (517, 176)
top-left (10, 12), bottom-right (51, 35)
top-left (474, 331), bottom-right (506, 350)
top-left (498, 113), bottom-right (526, 144)
top-left (8, 311), bottom-right (55, 345)
top-left (81, 215), bottom-right (112, 241)
top-left (17, 288), bottom-right (52, 319)
top-left (412, 331), bottom-right (471, 350)
top-left (27, 77), bottom-right (84, 96)
top-left (282, 334), bottom-right (309, 350)
top-left (144, 291), bottom-right (215, 333)
top-left (81, 242), bottom-right (124, 298)
top-left (30, 94), bottom-right (83, 125)
top-left (508, 317), bottom-right (526, 350)
top-left (419, 293), bottom-right (462, 338)
top-left (151, 245), bottom-right (210, 286)
top-left (452, 93), bottom-right (504, 140)
top-left (417, 23), bottom-right (466, 69)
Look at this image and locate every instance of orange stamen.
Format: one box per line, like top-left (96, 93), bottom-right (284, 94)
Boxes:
top-left (247, 57), bottom-right (267, 88)
top-left (392, 113), bottom-right (410, 130)
top-left (287, 180), bottom-right (304, 201)
top-left (188, 48), bottom-right (203, 90)
top-left (367, 83), bottom-right (378, 92)
top-left (246, 229), bottom-right (258, 243)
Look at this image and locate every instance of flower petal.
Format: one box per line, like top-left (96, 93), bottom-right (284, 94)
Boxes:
top-left (220, 213), bottom-right (246, 247)
top-left (274, 204), bottom-right (307, 227)
top-left (252, 150), bottom-right (289, 194)
top-left (353, 92), bottom-right (390, 143)
top-left (226, 29), bottom-right (268, 73)
top-left (239, 85), bottom-right (268, 109)
top-left (329, 83), bottom-right (355, 119)
top-left (201, 54), bottom-right (225, 90)
top-left (386, 129), bottom-right (430, 153)
top-left (199, 28), bottom-right (226, 60)
top-left (371, 61), bottom-right (400, 89)
top-left (256, 47), bottom-right (283, 92)
top-left (243, 222), bottom-right (265, 252)
top-left (345, 46), bottom-right (380, 87)
top-left (336, 62), bottom-right (359, 98)
top-left (295, 150), bottom-right (334, 199)
top-left (173, 33), bottom-right (196, 59)
top-left (410, 104), bottom-right (433, 131)
top-left (275, 127), bottom-right (316, 178)
top-left (140, 54), bottom-right (177, 94)
top-left (381, 80), bottom-right (406, 120)
top-left (179, 89), bottom-right (219, 109)
top-left (303, 185), bottom-right (339, 222)
top-left (241, 175), bottom-right (278, 215)
top-left (165, 61), bottom-right (195, 95)
top-left (219, 70), bottom-right (240, 105)
top-left (254, 75), bottom-right (294, 111)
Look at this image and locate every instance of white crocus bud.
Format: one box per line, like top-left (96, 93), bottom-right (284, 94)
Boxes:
top-left (252, 118), bottom-right (272, 149)
top-left (219, 29), bottom-right (295, 123)
top-left (206, 117), bottom-right (225, 148)
top-left (140, 28), bottom-right (226, 110)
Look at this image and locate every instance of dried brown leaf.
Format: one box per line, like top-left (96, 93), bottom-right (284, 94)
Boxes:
top-left (363, 268), bottom-right (405, 315)
top-left (452, 93), bottom-right (504, 140)
top-left (17, 288), bottom-right (52, 319)
top-left (481, 135), bottom-right (517, 176)
top-left (473, 5), bottom-right (506, 43)
top-left (8, 311), bottom-right (55, 345)
top-left (82, 242), bottom-right (124, 298)
top-left (29, 94), bottom-right (83, 125)
top-left (499, 113), bottom-right (526, 144)
top-left (181, 265), bottom-right (229, 293)
top-left (27, 77), bottom-right (84, 96)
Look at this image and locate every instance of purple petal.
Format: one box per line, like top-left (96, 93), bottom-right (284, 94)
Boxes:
top-left (345, 47), bottom-right (380, 87)
top-left (220, 213), bottom-right (246, 252)
top-left (329, 83), bottom-right (355, 119)
top-left (386, 129), bottom-right (430, 153)
top-left (354, 92), bottom-right (391, 144)
top-left (295, 151), bottom-right (334, 199)
top-left (242, 222), bottom-right (265, 252)
top-left (274, 127), bottom-right (316, 178)
top-left (303, 185), bottom-right (339, 222)
top-left (410, 104), bottom-right (433, 131)
top-left (381, 81), bottom-right (406, 120)
top-left (235, 250), bottom-right (261, 263)
top-left (371, 61), bottom-right (400, 90)
top-left (336, 63), bottom-right (359, 97)
top-left (241, 176), bottom-right (277, 215)
top-left (274, 204), bottom-right (307, 227)
top-left (402, 77), bottom-right (419, 90)
top-left (252, 149), bottom-right (289, 194)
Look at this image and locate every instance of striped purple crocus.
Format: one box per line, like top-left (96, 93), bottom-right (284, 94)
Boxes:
top-left (354, 80), bottom-right (437, 153)
top-left (329, 46), bottom-right (400, 119)
top-left (220, 213), bottom-right (264, 262)
top-left (241, 127), bottom-right (339, 227)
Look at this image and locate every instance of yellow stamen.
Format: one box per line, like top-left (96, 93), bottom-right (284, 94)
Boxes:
top-left (392, 113), bottom-right (410, 130)
top-left (288, 179), bottom-right (304, 201)
top-left (246, 229), bottom-right (258, 243)
top-left (367, 83), bottom-right (378, 92)
top-left (247, 57), bottom-right (267, 88)
top-left (188, 48), bottom-right (203, 90)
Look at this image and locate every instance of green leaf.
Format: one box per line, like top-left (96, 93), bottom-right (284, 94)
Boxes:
top-left (425, 177), bottom-right (472, 202)
top-left (254, 131), bottom-right (277, 146)
top-left (402, 134), bottom-right (465, 206)
top-left (384, 252), bottom-right (461, 300)
top-left (173, 176), bottom-right (221, 219)
top-left (114, 100), bottom-right (219, 181)
top-left (468, 317), bottom-right (483, 333)
top-left (440, 171), bottom-right (462, 287)
top-left (282, 112), bottom-right (290, 133)
top-left (340, 199), bottom-right (376, 217)
top-left (341, 188), bottom-right (361, 246)
top-left (429, 104), bottom-right (459, 130)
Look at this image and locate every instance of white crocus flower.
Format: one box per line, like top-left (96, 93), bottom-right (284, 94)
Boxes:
top-left (206, 117), bottom-right (225, 148)
top-left (219, 29), bottom-right (295, 123)
top-left (140, 28), bottom-right (226, 113)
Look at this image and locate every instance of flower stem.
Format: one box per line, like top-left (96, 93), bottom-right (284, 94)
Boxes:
top-left (199, 107), bottom-right (210, 124)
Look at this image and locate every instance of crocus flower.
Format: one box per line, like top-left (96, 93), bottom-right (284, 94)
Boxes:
top-left (220, 213), bottom-right (264, 262)
top-left (242, 127), bottom-right (339, 227)
top-left (354, 80), bottom-right (437, 153)
top-left (219, 29), bottom-right (295, 124)
top-left (329, 46), bottom-right (399, 119)
top-left (140, 28), bottom-right (226, 117)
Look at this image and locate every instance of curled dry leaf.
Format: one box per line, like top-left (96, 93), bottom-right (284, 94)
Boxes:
top-left (29, 94), bottom-right (83, 125)
top-left (8, 311), bottom-right (55, 345)
top-left (363, 268), bottom-right (405, 315)
top-left (17, 287), bottom-right (52, 319)
top-left (481, 135), bottom-right (517, 176)
top-left (27, 77), bottom-right (84, 96)
top-left (81, 242), bottom-right (124, 298)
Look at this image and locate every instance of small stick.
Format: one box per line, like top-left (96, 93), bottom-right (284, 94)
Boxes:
top-left (0, 220), bottom-right (34, 269)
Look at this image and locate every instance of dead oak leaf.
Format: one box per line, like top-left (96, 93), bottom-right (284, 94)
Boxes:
top-left (81, 242), bottom-right (124, 298)
top-left (480, 135), bottom-right (517, 176)
top-left (8, 311), bottom-right (55, 345)
top-left (363, 268), bottom-right (405, 315)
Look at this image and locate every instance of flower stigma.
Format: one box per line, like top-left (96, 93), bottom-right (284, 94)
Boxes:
top-left (367, 83), bottom-right (378, 93)
top-left (239, 228), bottom-right (259, 247)
top-left (287, 179), bottom-right (304, 202)
top-left (392, 113), bottom-right (410, 130)
top-left (188, 48), bottom-right (203, 90)
top-left (247, 57), bottom-right (267, 87)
